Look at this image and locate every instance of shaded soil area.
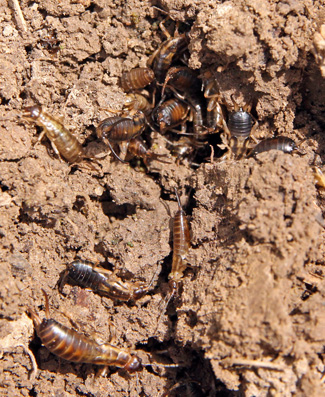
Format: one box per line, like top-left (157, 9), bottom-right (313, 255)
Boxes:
top-left (1, 1), bottom-right (325, 396)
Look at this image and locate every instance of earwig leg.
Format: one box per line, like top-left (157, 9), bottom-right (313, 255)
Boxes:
top-left (32, 130), bottom-right (46, 147)
top-left (159, 17), bottom-right (172, 39)
top-left (58, 269), bottom-right (69, 294)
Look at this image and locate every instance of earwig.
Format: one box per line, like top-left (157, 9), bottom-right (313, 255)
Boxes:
top-left (23, 105), bottom-right (86, 163)
top-left (123, 93), bottom-right (153, 115)
top-left (155, 189), bottom-right (191, 332)
top-left (161, 66), bottom-right (201, 98)
top-left (168, 189), bottom-right (191, 295)
top-left (127, 137), bottom-right (170, 166)
top-left (96, 111), bottom-right (146, 163)
top-left (120, 67), bottom-right (155, 92)
top-left (147, 19), bottom-right (189, 83)
top-left (28, 290), bottom-right (142, 372)
top-left (220, 96), bottom-right (258, 158)
top-left (248, 136), bottom-right (297, 157)
top-left (59, 259), bottom-right (153, 301)
top-left (154, 98), bottom-right (190, 133)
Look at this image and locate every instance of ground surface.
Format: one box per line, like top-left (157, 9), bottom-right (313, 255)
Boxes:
top-left (1, 1), bottom-right (325, 396)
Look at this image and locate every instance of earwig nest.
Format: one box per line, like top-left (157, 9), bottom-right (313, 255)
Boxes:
top-left (1, 1), bottom-right (325, 397)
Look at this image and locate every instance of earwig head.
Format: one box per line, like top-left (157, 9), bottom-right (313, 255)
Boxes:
top-left (132, 286), bottom-right (147, 300)
top-left (22, 105), bottom-right (42, 120)
top-left (125, 356), bottom-right (143, 373)
top-left (287, 140), bottom-right (297, 153)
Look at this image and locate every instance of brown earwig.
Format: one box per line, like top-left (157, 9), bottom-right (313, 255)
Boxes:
top-left (161, 66), bottom-right (201, 98)
top-left (120, 67), bottom-right (155, 92)
top-left (96, 111), bottom-right (146, 163)
top-left (147, 19), bottom-right (189, 83)
top-left (155, 189), bottom-right (191, 332)
top-left (154, 98), bottom-right (190, 133)
top-left (248, 136), bottom-right (297, 157)
top-left (127, 137), bottom-right (170, 166)
top-left (29, 290), bottom-right (142, 372)
top-left (59, 260), bottom-right (150, 301)
top-left (162, 67), bottom-right (206, 135)
top-left (168, 189), bottom-right (191, 295)
top-left (23, 105), bottom-right (86, 163)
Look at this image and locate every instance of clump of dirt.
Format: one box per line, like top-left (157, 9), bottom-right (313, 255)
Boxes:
top-left (1, 1), bottom-right (325, 396)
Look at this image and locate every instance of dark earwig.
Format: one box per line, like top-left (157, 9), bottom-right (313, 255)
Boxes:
top-left (120, 67), bottom-right (155, 92)
top-left (29, 290), bottom-right (142, 372)
top-left (23, 105), bottom-right (86, 163)
top-left (60, 260), bottom-right (150, 301)
top-left (248, 136), bottom-right (297, 157)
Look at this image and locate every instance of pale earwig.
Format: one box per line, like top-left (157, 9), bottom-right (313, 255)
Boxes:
top-left (23, 105), bottom-right (86, 164)
top-left (59, 259), bottom-right (152, 301)
top-left (29, 290), bottom-right (142, 372)
top-left (248, 136), bottom-right (297, 157)
top-left (120, 67), bottom-right (155, 92)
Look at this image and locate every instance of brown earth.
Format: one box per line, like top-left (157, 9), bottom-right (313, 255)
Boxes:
top-left (1, 0), bottom-right (325, 396)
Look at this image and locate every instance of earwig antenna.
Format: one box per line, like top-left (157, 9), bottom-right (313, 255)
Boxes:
top-left (154, 289), bottom-right (176, 334)
top-left (174, 187), bottom-right (182, 209)
top-left (103, 138), bottom-right (128, 164)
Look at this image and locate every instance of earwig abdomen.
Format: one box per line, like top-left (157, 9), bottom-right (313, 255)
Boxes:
top-left (30, 291), bottom-right (142, 372)
top-left (64, 260), bottom-right (106, 292)
top-left (120, 67), bottom-right (155, 92)
top-left (23, 105), bottom-right (85, 163)
top-left (250, 136), bottom-right (297, 156)
top-left (227, 109), bottom-right (254, 139)
top-left (156, 99), bottom-right (189, 133)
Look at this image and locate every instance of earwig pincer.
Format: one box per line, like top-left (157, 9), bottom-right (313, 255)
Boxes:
top-left (248, 136), bottom-right (297, 157)
top-left (59, 259), bottom-right (152, 301)
top-left (23, 105), bottom-right (86, 163)
top-left (28, 290), bottom-right (142, 372)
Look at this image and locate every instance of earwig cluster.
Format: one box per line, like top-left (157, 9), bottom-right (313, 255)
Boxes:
top-left (94, 17), bottom-right (299, 166)
top-left (22, 10), bottom-right (304, 391)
